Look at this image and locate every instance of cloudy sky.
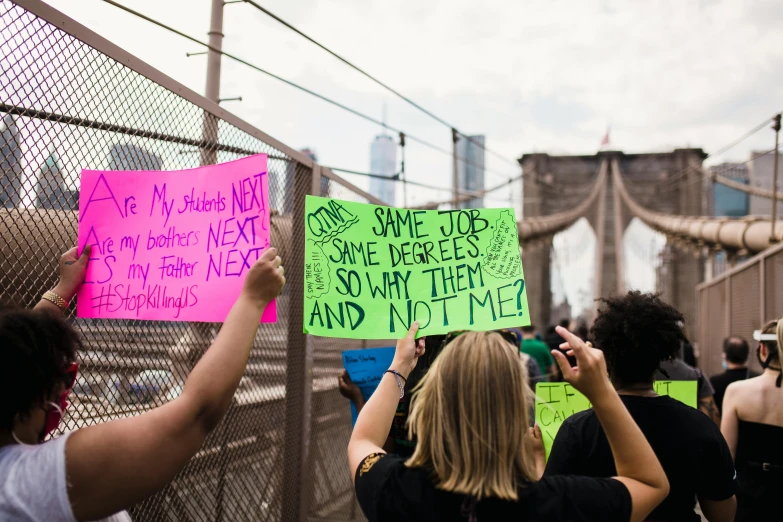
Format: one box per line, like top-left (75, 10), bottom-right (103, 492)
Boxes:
top-left (41, 0), bottom-right (783, 314)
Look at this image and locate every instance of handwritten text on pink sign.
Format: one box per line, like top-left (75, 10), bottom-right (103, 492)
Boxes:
top-left (76, 154), bottom-right (275, 322)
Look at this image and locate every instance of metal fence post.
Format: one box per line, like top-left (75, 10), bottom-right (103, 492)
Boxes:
top-left (281, 162), bottom-right (315, 522)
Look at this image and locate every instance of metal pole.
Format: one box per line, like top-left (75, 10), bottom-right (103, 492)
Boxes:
top-left (452, 128), bottom-right (459, 209)
top-left (771, 114), bottom-right (780, 242)
top-left (200, 0), bottom-right (225, 166)
top-left (400, 132), bottom-right (407, 207)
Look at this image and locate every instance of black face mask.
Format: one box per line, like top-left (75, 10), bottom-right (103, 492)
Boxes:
top-left (756, 345), bottom-right (783, 388)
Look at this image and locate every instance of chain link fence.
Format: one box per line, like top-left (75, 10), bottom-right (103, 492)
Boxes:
top-left (0, 1), bottom-right (387, 520)
top-left (696, 241), bottom-right (783, 379)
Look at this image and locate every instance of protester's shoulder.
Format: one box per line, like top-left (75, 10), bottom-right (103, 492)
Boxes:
top-left (561, 407), bottom-right (597, 429)
top-left (528, 475), bottom-right (632, 520)
top-left (0, 435), bottom-right (73, 520)
top-left (355, 452), bottom-right (428, 492)
top-left (658, 396), bottom-right (724, 435)
top-left (724, 374), bottom-right (763, 396)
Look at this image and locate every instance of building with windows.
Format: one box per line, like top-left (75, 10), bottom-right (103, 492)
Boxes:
top-left (708, 163), bottom-right (749, 217)
top-left (0, 114), bottom-right (23, 208)
top-left (456, 134), bottom-right (485, 208)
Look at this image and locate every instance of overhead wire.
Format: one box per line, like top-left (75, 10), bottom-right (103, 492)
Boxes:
top-left (651, 111), bottom-right (782, 190)
top-left (98, 0), bottom-right (521, 182)
top-left (239, 0), bottom-right (521, 173)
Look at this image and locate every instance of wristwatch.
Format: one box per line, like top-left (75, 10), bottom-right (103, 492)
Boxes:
top-left (41, 290), bottom-right (69, 310)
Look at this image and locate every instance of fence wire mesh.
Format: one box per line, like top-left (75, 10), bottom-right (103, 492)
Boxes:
top-left (696, 244), bottom-right (783, 378)
top-left (0, 2), bottom-right (377, 520)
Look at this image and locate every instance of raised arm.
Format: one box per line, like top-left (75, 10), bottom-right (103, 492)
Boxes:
top-left (553, 326), bottom-right (669, 522)
top-left (348, 322), bottom-right (423, 480)
top-left (65, 247), bottom-right (285, 522)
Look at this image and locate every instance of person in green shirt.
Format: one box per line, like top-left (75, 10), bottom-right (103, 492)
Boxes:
top-left (521, 325), bottom-right (556, 381)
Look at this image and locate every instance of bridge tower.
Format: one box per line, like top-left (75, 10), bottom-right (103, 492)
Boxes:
top-left (520, 149), bottom-right (706, 335)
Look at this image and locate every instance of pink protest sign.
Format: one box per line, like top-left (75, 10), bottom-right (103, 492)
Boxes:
top-left (76, 154), bottom-right (275, 323)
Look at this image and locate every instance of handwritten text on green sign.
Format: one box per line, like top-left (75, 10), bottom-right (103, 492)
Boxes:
top-left (303, 196), bottom-right (530, 338)
top-left (535, 381), bottom-right (698, 458)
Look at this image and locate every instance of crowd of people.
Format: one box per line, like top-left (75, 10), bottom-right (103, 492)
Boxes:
top-left (343, 292), bottom-right (783, 521)
top-left (1, 246), bottom-right (781, 522)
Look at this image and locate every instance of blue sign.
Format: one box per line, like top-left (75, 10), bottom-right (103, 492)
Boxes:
top-left (341, 347), bottom-right (395, 426)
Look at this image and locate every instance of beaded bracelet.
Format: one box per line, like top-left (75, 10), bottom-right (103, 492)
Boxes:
top-left (385, 369), bottom-right (406, 400)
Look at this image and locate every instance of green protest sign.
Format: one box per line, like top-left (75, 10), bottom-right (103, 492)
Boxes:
top-left (303, 196), bottom-right (530, 338)
top-left (535, 380), bottom-right (697, 458)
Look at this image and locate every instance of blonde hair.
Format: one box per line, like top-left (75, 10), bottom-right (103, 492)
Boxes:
top-left (405, 331), bottom-right (536, 501)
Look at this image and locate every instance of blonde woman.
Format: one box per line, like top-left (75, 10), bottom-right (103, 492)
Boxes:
top-left (721, 319), bottom-right (783, 522)
top-left (348, 324), bottom-right (669, 522)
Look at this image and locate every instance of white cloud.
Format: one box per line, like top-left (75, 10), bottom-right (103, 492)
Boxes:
top-left (38, 0), bottom-right (783, 312)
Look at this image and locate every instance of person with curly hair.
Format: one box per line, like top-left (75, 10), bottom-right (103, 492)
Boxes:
top-left (545, 291), bottom-right (736, 522)
top-left (0, 245), bottom-right (285, 521)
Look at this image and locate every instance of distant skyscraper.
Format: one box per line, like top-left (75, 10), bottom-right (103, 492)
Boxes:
top-left (709, 163), bottom-right (749, 217)
top-left (0, 114), bottom-right (23, 208)
top-left (748, 150), bottom-right (783, 217)
top-left (369, 135), bottom-right (397, 206)
top-left (456, 135), bottom-right (485, 208)
top-left (35, 149), bottom-right (70, 209)
top-left (109, 143), bottom-right (163, 171)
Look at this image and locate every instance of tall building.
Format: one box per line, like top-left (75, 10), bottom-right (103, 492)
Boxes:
top-left (709, 163), bottom-right (749, 217)
top-left (0, 114), bottom-right (23, 208)
top-left (748, 150), bottom-right (783, 216)
top-left (109, 143), bottom-right (163, 171)
top-left (456, 134), bottom-right (485, 208)
top-left (369, 134), bottom-right (397, 206)
top-left (35, 149), bottom-right (71, 209)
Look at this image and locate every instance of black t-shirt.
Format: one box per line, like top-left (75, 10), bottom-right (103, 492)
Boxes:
top-left (710, 368), bottom-right (759, 414)
top-left (355, 453), bottom-right (632, 522)
top-left (545, 395), bottom-right (736, 522)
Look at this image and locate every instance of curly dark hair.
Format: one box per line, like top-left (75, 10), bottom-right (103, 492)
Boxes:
top-left (0, 308), bottom-right (81, 431)
top-left (590, 291), bottom-right (686, 386)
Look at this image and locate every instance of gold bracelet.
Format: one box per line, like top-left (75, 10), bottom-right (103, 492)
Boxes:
top-left (42, 290), bottom-right (69, 310)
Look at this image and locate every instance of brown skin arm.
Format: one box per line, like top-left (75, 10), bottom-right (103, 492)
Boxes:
top-left (33, 245), bottom-right (92, 316)
top-left (698, 396), bottom-right (721, 426)
top-left (699, 496), bottom-right (736, 522)
top-left (65, 248), bottom-right (285, 521)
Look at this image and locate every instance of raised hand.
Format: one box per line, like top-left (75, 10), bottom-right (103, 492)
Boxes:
top-left (240, 247), bottom-right (285, 308)
top-left (55, 244), bottom-right (92, 301)
top-left (338, 369), bottom-right (363, 404)
top-left (391, 322), bottom-right (425, 378)
top-left (552, 325), bottom-right (612, 402)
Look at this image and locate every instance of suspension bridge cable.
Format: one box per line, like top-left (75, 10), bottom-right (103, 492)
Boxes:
top-left (651, 111), bottom-right (782, 189)
top-left (98, 0), bottom-right (520, 181)
top-left (239, 0), bottom-right (521, 173)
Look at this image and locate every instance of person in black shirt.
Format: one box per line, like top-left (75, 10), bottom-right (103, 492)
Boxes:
top-left (545, 291), bottom-right (736, 522)
top-left (710, 336), bottom-right (759, 414)
top-left (349, 322), bottom-right (670, 522)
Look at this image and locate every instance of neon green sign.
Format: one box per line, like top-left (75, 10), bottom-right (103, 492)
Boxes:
top-left (535, 381), bottom-right (698, 458)
top-left (303, 196), bottom-right (530, 338)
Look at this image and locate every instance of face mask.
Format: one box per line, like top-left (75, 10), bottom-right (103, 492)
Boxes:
top-left (721, 360), bottom-right (728, 370)
top-left (43, 393), bottom-right (68, 439)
